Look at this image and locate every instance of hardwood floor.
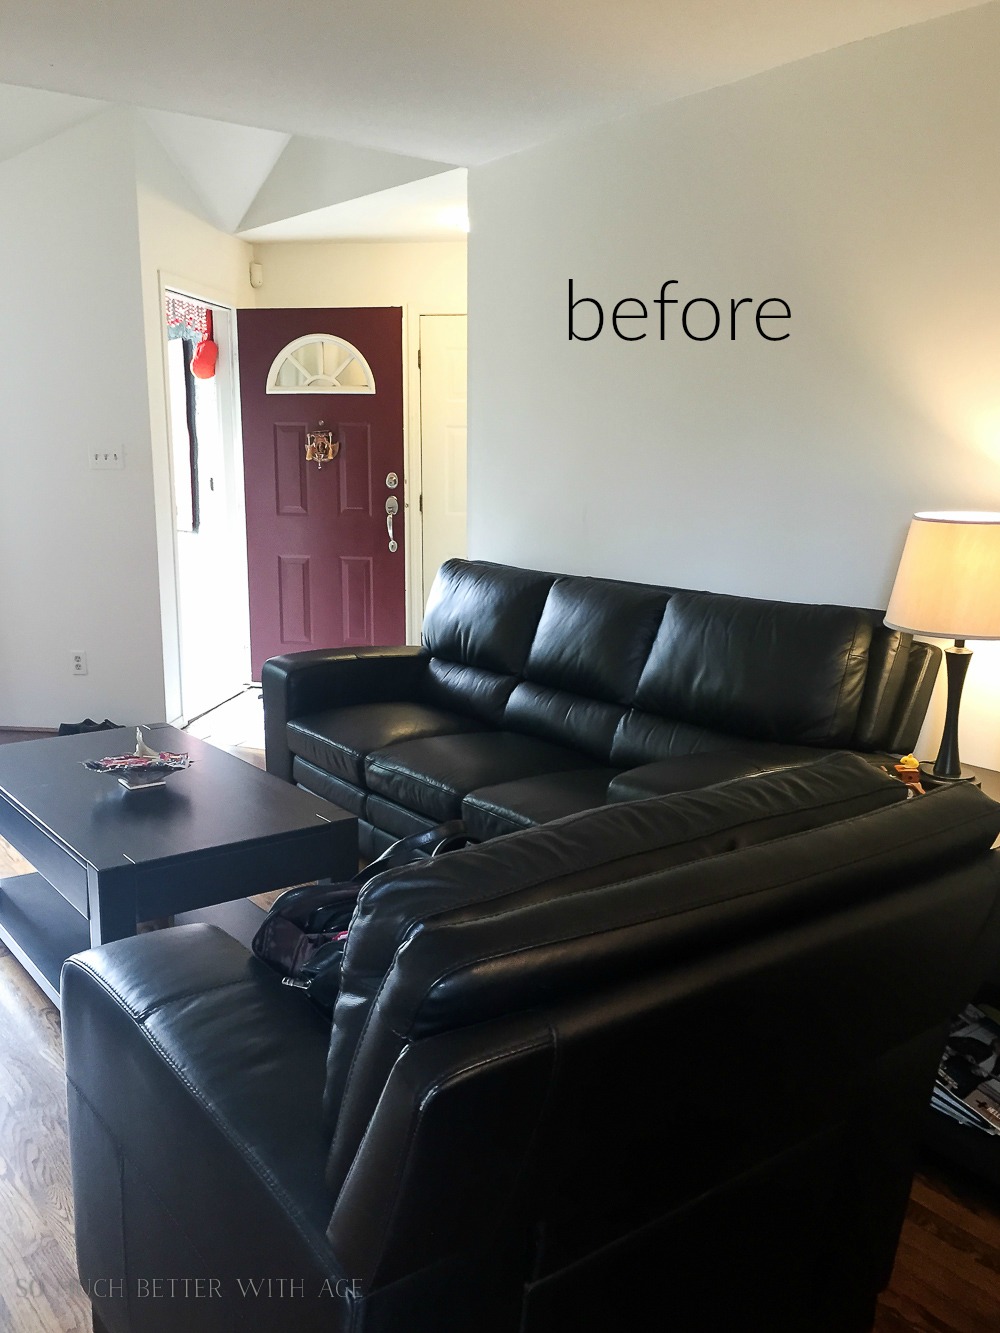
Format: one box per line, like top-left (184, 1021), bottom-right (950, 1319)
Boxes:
top-left (0, 720), bottom-right (999, 1329)
top-left (0, 945), bottom-right (90, 1332)
top-left (875, 1168), bottom-right (1000, 1331)
top-left (0, 747), bottom-right (90, 1329)
top-left (0, 728), bottom-right (54, 746)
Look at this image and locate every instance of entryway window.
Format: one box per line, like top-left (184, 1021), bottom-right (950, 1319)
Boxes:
top-left (265, 334), bottom-right (376, 395)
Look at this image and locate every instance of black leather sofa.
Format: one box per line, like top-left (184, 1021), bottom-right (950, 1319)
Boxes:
top-left (64, 755), bottom-right (1000, 1333)
top-left (263, 560), bottom-right (940, 857)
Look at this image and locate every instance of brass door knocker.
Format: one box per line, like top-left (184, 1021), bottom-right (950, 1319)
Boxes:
top-left (305, 422), bottom-right (339, 468)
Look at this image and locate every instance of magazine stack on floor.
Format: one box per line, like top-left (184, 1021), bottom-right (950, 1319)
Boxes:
top-left (933, 1003), bottom-right (1000, 1135)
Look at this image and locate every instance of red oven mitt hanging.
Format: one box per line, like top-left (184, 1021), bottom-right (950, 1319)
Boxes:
top-left (190, 309), bottom-right (218, 379)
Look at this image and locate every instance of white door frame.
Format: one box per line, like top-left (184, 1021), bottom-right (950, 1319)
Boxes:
top-left (402, 304), bottom-right (468, 644)
top-left (402, 301), bottom-right (425, 645)
top-left (155, 271), bottom-right (251, 723)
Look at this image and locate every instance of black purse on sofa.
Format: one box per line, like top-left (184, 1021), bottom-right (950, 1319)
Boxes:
top-left (251, 821), bottom-right (473, 1012)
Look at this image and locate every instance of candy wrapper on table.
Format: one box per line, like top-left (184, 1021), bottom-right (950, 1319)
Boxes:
top-left (84, 729), bottom-right (191, 789)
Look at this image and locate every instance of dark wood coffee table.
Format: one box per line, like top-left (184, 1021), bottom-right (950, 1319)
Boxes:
top-left (0, 724), bottom-right (357, 1007)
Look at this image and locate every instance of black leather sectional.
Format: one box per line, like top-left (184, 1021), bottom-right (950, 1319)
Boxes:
top-left (263, 559), bottom-right (939, 856)
top-left (63, 757), bottom-right (1000, 1333)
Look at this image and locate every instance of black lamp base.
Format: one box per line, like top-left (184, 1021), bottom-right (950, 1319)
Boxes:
top-left (918, 762), bottom-right (977, 787)
top-left (924, 641), bottom-right (974, 786)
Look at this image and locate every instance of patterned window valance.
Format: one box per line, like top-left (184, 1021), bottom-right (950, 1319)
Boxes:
top-left (165, 294), bottom-right (210, 342)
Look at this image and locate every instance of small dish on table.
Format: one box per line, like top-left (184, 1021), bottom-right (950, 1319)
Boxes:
top-left (83, 728), bottom-right (191, 792)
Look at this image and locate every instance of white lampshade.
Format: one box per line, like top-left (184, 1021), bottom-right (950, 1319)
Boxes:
top-left (885, 511), bottom-right (1000, 640)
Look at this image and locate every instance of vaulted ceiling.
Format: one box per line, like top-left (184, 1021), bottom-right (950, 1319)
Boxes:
top-left (0, 0), bottom-right (989, 238)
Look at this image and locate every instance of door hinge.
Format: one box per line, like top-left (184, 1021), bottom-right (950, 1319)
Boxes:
top-left (419, 493), bottom-right (423, 514)
top-left (417, 347), bottom-right (421, 370)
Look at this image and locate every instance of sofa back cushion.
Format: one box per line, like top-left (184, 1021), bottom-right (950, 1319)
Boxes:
top-left (422, 559), bottom-right (554, 675)
top-left (322, 754), bottom-right (907, 1140)
top-left (608, 711), bottom-right (741, 767)
top-left (419, 658), bottom-right (519, 727)
top-left (633, 592), bottom-right (873, 747)
top-left (503, 684), bottom-right (626, 762)
top-left (419, 562), bottom-right (914, 759)
top-left (523, 576), bottom-right (670, 703)
top-left (494, 575), bottom-right (671, 759)
top-left (419, 561), bottom-right (557, 725)
top-left (324, 772), bottom-right (1000, 1195)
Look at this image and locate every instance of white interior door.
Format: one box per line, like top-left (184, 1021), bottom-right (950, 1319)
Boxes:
top-left (419, 314), bottom-right (468, 611)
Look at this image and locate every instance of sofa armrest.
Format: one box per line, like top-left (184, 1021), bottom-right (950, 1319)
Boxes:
top-left (263, 645), bottom-right (430, 781)
top-left (62, 926), bottom-right (352, 1333)
top-left (885, 640), bottom-right (942, 755)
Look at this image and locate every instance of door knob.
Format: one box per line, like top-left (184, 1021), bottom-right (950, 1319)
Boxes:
top-left (385, 496), bottom-right (399, 553)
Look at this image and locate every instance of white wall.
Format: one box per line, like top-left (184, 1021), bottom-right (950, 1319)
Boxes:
top-left (0, 111), bottom-right (167, 727)
top-left (134, 116), bottom-right (256, 720)
top-left (0, 108), bottom-right (259, 729)
top-left (468, 4), bottom-right (1000, 770)
top-left (250, 239), bottom-right (467, 639)
top-left (250, 239), bottom-right (466, 310)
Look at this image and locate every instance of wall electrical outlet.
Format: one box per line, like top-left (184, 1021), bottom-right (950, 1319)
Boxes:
top-left (71, 651), bottom-right (88, 676)
top-left (89, 447), bottom-right (124, 470)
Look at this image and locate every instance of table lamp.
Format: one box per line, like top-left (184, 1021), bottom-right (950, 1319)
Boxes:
top-left (885, 511), bottom-right (1000, 782)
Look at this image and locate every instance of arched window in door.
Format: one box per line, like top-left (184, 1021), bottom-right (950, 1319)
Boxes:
top-left (265, 334), bottom-right (376, 394)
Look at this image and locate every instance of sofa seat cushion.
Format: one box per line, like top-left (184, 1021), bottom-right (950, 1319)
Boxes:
top-left (287, 703), bottom-right (487, 787)
top-left (609, 745), bottom-right (828, 802)
top-left (364, 732), bottom-right (595, 823)
top-left (323, 752), bottom-right (910, 1137)
top-left (291, 755), bottom-right (368, 817)
top-left (462, 769), bottom-right (620, 840)
top-left (365, 794), bottom-right (441, 840)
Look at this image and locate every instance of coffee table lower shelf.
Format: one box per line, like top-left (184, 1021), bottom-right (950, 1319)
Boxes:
top-left (0, 873), bottom-right (87, 1005)
top-left (0, 872), bottom-right (268, 1008)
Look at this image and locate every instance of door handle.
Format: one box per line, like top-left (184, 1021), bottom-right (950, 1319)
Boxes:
top-left (385, 496), bottom-right (399, 553)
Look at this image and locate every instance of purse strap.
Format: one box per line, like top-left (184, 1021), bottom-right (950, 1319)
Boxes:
top-left (356, 819), bottom-right (471, 881)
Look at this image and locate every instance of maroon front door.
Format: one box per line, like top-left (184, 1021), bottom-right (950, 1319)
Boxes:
top-left (237, 307), bottom-right (405, 679)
